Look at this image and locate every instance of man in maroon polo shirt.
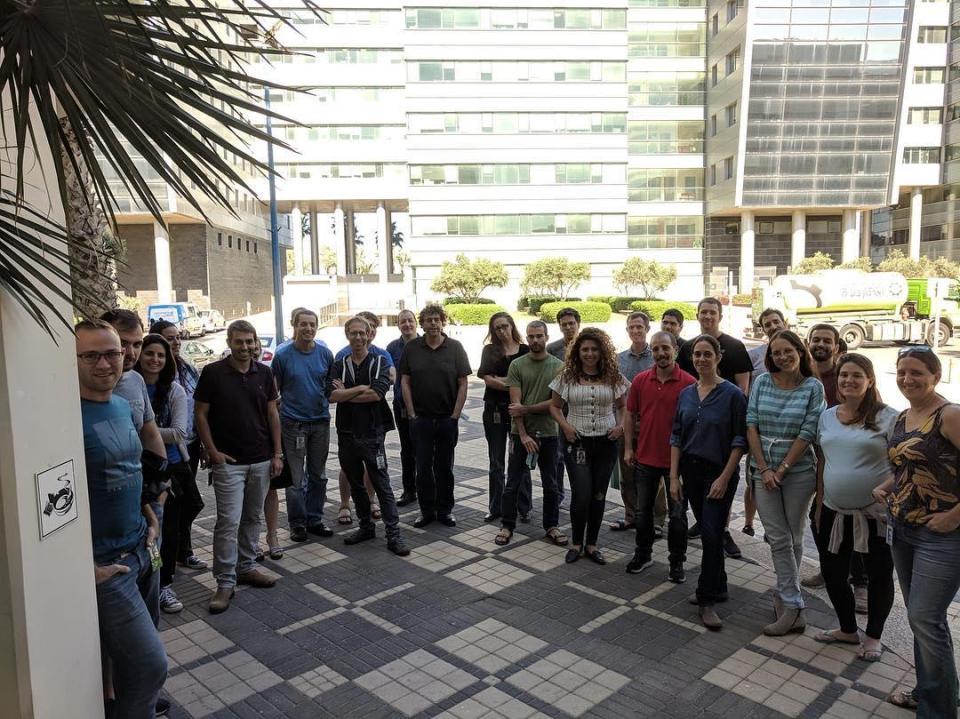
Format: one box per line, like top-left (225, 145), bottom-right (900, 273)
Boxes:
top-left (623, 330), bottom-right (696, 582)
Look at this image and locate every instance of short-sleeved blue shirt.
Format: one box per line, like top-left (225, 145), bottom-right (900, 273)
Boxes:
top-left (81, 396), bottom-right (146, 563)
top-left (272, 340), bottom-right (334, 422)
top-left (386, 336), bottom-right (417, 405)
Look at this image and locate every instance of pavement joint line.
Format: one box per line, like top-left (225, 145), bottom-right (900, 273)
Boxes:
top-left (565, 581), bottom-right (629, 606)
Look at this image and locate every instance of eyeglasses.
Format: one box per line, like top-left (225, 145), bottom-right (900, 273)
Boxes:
top-left (898, 344), bottom-right (934, 357)
top-left (76, 351), bottom-right (124, 365)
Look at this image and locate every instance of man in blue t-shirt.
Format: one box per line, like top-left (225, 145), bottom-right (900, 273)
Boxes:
top-left (385, 309), bottom-right (420, 505)
top-left (271, 308), bottom-right (335, 541)
top-left (77, 320), bottom-right (167, 719)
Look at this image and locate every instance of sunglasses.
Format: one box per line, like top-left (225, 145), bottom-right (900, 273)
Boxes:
top-left (898, 344), bottom-right (934, 357)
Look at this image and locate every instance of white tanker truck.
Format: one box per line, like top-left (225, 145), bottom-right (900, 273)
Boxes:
top-left (752, 270), bottom-right (960, 350)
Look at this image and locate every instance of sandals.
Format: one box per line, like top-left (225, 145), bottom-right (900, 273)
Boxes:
top-left (814, 629), bottom-right (861, 645)
top-left (545, 528), bottom-right (569, 546)
top-left (495, 528), bottom-right (512, 546)
top-left (338, 507), bottom-right (353, 525)
top-left (371, 503), bottom-right (382, 520)
top-left (887, 690), bottom-right (918, 710)
top-left (859, 647), bottom-right (883, 662)
top-left (266, 533), bottom-right (284, 560)
top-left (609, 520), bottom-right (635, 532)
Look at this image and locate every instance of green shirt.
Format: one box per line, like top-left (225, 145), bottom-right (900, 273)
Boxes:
top-left (506, 353), bottom-right (563, 437)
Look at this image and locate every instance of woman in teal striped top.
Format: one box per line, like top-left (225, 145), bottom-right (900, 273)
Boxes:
top-left (747, 330), bottom-right (826, 636)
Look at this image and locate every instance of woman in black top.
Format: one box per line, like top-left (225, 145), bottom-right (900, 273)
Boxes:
top-left (478, 312), bottom-right (531, 523)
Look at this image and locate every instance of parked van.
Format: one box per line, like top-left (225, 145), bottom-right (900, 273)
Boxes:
top-left (147, 302), bottom-right (205, 338)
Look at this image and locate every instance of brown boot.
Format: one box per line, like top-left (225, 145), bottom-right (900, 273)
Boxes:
top-left (209, 587), bottom-right (234, 614)
top-left (237, 569), bottom-right (277, 588)
top-left (773, 593), bottom-right (784, 619)
top-left (763, 607), bottom-right (806, 636)
top-left (699, 605), bottom-right (723, 630)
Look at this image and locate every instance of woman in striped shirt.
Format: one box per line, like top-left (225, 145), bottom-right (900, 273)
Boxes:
top-left (550, 328), bottom-right (628, 565)
top-left (747, 330), bottom-right (826, 636)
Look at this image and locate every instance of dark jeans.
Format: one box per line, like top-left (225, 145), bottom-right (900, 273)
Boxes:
top-left (634, 463), bottom-right (687, 565)
top-left (502, 435), bottom-right (559, 531)
top-left (810, 501), bottom-right (868, 588)
top-left (892, 521), bottom-right (960, 719)
top-left (160, 462), bottom-right (202, 586)
top-left (812, 506), bottom-right (894, 640)
top-left (683, 456), bottom-right (739, 606)
top-left (556, 433), bottom-right (567, 503)
top-left (565, 434), bottom-right (618, 547)
top-left (483, 402), bottom-right (531, 517)
top-left (393, 403), bottom-right (418, 497)
top-left (338, 431), bottom-right (401, 540)
top-left (97, 540), bottom-right (167, 719)
top-left (413, 416), bottom-right (459, 518)
top-left (177, 438), bottom-right (205, 560)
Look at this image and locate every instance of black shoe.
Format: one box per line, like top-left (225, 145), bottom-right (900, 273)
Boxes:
top-left (483, 513), bottom-right (499, 523)
top-left (388, 540), bottom-right (411, 557)
top-left (519, 513), bottom-right (530, 523)
top-left (565, 548), bottom-right (581, 564)
top-left (413, 515), bottom-right (435, 528)
top-left (155, 697), bottom-right (170, 717)
top-left (438, 514), bottom-right (457, 527)
top-left (742, 525), bottom-right (755, 537)
top-left (344, 529), bottom-right (376, 545)
top-left (308, 524), bottom-right (334, 538)
top-left (669, 563), bottom-right (686, 584)
top-left (584, 549), bottom-right (606, 566)
top-left (687, 522), bottom-right (701, 538)
top-left (653, 525), bottom-right (664, 541)
top-left (626, 553), bottom-right (653, 575)
top-left (397, 493), bottom-right (417, 507)
top-left (290, 526), bottom-right (308, 542)
top-left (723, 531), bottom-right (743, 559)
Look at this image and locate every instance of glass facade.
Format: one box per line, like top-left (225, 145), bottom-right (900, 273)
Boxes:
top-left (405, 8), bottom-right (626, 30)
top-left (742, 0), bottom-right (907, 207)
top-left (412, 214), bottom-right (627, 235)
top-left (409, 61), bottom-right (625, 83)
top-left (408, 112), bottom-right (626, 134)
top-left (409, 163), bottom-right (626, 185)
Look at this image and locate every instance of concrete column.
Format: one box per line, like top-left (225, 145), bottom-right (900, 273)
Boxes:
top-left (791, 210), bottom-right (806, 270)
top-left (333, 203), bottom-right (346, 276)
top-left (291, 206), bottom-right (303, 275)
top-left (841, 209), bottom-right (859, 263)
top-left (345, 209), bottom-right (356, 274)
top-left (154, 221), bottom-right (173, 303)
top-left (860, 209), bottom-right (872, 258)
top-left (309, 208), bottom-right (320, 275)
top-left (376, 202), bottom-right (389, 283)
top-left (740, 210), bottom-right (755, 294)
top-left (909, 187), bottom-right (923, 260)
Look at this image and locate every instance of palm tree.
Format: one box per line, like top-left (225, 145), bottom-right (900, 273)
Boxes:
top-left (0, 0), bottom-right (308, 334)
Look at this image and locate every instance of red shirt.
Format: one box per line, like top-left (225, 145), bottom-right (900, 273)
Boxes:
top-left (627, 364), bottom-right (696, 469)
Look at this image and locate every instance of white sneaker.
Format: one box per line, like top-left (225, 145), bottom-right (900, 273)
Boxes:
top-left (160, 585), bottom-right (183, 613)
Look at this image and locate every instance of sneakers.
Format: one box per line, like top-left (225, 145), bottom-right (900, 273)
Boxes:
top-left (387, 539), bottom-right (411, 557)
top-left (687, 522), bottom-right (701, 538)
top-left (344, 528), bottom-right (376, 545)
top-left (290, 526), bottom-right (308, 542)
top-left (626, 553), bottom-right (653, 575)
top-left (179, 554), bottom-right (207, 571)
top-left (854, 586), bottom-right (868, 614)
top-left (801, 571), bottom-right (825, 589)
top-left (307, 524), bottom-right (334, 538)
top-left (160, 586), bottom-right (183, 614)
top-left (669, 563), bottom-right (686, 584)
top-left (396, 493), bottom-right (417, 507)
top-left (209, 587), bottom-right (234, 614)
top-left (741, 525), bottom-right (755, 537)
top-left (723, 531), bottom-right (743, 559)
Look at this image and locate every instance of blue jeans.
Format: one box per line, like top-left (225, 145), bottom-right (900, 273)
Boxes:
top-left (413, 416), bottom-right (459, 517)
top-left (96, 542), bottom-right (167, 719)
top-left (892, 522), bottom-right (960, 718)
top-left (684, 457), bottom-right (739, 605)
top-left (281, 419), bottom-right (329, 529)
top-left (502, 435), bottom-right (559, 531)
top-left (483, 402), bottom-right (531, 517)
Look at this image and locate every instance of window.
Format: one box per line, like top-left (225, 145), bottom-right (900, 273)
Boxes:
top-left (710, 115), bottom-right (717, 137)
top-left (711, 64), bottom-right (718, 86)
top-left (253, 242), bottom-right (257, 254)
top-left (725, 48), bottom-right (740, 75)
top-left (628, 24), bottom-right (704, 57)
top-left (725, 0), bottom-right (737, 23)
top-left (918, 26), bottom-right (947, 43)
top-left (726, 102), bottom-right (737, 127)
top-left (227, 236), bottom-right (232, 248)
top-left (711, 13), bottom-right (718, 36)
top-left (627, 215), bottom-right (703, 249)
top-left (245, 240), bottom-right (250, 252)
top-left (627, 121), bottom-right (704, 153)
top-left (709, 164), bottom-right (717, 185)
top-left (914, 67), bottom-right (946, 84)
top-left (903, 147), bottom-right (941, 163)
top-left (217, 233), bottom-right (222, 246)
top-left (628, 168), bottom-right (704, 201)
top-left (723, 157), bottom-right (734, 180)
top-left (908, 107), bottom-right (943, 124)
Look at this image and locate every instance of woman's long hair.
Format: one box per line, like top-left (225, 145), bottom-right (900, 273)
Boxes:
top-left (484, 311), bottom-right (523, 357)
top-left (836, 353), bottom-right (886, 430)
top-left (135, 334), bottom-right (176, 423)
top-left (765, 329), bottom-right (815, 378)
top-left (560, 327), bottom-right (621, 388)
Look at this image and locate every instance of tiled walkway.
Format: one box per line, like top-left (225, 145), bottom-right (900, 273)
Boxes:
top-left (161, 385), bottom-right (936, 718)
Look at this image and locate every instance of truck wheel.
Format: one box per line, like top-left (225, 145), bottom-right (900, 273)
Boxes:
top-left (927, 321), bottom-right (950, 347)
top-left (840, 324), bottom-right (865, 350)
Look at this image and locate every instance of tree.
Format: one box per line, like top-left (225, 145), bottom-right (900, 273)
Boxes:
top-left (391, 220), bottom-right (404, 248)
top-left (838, 257), bottom-right (874, 272)
top-left (0, 0), bottom-right (305, 333)
top-left (877, 248), bottom-right (960, 279)
top-left (612, 258), bottom-right (676, 299)
top-left (394, 249), bottom-right (410, 273)
top-left (521, 257), bottom-right (591, 300)
top-left (319, 246), bottom-right (338, 274)
top-left (431, 253), bottom-right (508, 303)
top-left (793, 252), bottom-right (835, 274)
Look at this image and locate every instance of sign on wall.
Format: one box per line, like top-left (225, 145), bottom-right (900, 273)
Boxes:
top-left (35, 460), bottom-right (78, 539)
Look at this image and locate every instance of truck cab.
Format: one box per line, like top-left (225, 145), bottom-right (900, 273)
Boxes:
top-left (147, 302), bottom-right (205, 338)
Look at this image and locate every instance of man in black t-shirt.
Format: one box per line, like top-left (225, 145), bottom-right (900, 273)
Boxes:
top-left (677, 298), bottom-right (753, 393)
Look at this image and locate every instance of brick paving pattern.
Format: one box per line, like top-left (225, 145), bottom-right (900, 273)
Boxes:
top-left (159, 385), bottom-right (937, 718)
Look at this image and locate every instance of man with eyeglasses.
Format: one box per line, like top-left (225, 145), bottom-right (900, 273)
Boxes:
top-left (76, 319), bottom-right (167, 719)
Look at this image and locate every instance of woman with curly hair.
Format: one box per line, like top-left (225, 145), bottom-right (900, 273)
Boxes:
top-left (550, 327), bottom-right (628, 564)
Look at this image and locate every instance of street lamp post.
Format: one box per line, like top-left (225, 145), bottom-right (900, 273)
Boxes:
top-left (264, 86), bottom-right (285, 342)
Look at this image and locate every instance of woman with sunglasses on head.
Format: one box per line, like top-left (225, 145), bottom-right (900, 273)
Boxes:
top-left (134, 333), bottom-right (191, 614)
top-left (747, 330), bottom-right (826, 636)
top-left (478, 312), bottom-right (531, 523)
top-left (877, 347), bottom-right (960, 716)
top-left (550, 327), bottom-right (628, 565)
top-left (812, 354), bottom-right (897, 662)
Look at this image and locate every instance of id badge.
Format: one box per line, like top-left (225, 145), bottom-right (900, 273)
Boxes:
top-left (886, 521), bottom-right (894, 546)
top-left (575, 447), bottom-right (587, 466)
top-left (376, 453), bottom-right (387, 470)
top-left (296, 434), bottom-right (306, 451)
top-left (492, 410), bottom-right (501, 424)
top-left (148, 541), bottom-right (162, 571)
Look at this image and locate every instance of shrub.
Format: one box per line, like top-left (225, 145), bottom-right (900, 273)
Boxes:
top-left (539, 301), bottom-right (611, 324)
top-left (444, 297), bottom-right (494, 305)
top-left (521, 257), bottom-right (591, 299)
top-left (613, 258), bottom-right (677, 299)
top-left (517, 294), bottom-right (561, 313)
top-left (628, 300), bottom-right (698, 321)
top-left (610, 296), bottom-right (644, 313)
top-left (794, 251), bottom-right (835, 274)
top-left (444, 303), bottom-right (506, 325)
top-left (732, 294), bottom-right (753, 307)
top-left (431, 254), bottom-right (508, 302)
top-left (586, 295), bottom-right (614, 306)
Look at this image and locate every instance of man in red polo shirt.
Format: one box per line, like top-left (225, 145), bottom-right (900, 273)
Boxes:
top-left (623, 330), bottom-right (696, 582)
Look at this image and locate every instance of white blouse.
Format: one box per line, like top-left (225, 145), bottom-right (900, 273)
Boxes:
top-left (550, 375), bottom-right (628, 437)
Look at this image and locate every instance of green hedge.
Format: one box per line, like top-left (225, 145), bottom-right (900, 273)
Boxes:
top-left (517, 294), bottom-right (560, 313)
top-left (444, 303), bottom-right (505, 325)
top-left (443, 297), bottom-right (495, 305)
top-left (586, 295), bottom-right (614, 306)
top-left (539, 301), bottom-right (612, 324)
top-left (628, 300), bottom-right (698, 321)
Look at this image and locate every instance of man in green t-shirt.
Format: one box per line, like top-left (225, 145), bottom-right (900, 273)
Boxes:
top-left (494, 321), bottom-right (568, 547)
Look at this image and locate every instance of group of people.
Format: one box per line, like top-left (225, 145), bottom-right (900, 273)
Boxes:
top-left (77, 296), bottom-right (960, 718)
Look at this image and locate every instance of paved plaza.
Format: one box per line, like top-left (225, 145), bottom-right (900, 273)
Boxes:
top-left (159, 379), bottom-right (955, 719)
